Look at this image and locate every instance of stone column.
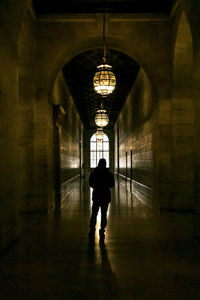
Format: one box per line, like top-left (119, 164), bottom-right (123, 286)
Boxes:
top-left (18, 13), bottom-right (36, 213)
top-left (0, 38), bottom-right (21, 250)
top-left (32, 88), bottom-right (55, 212)
top-left (53, 105), bottom-right (66, 209)
top-left (153, 98), bottom-right (173, 210)
top-left (193, 73), bottom-right (200, 237)
top-left (170, 11), bottom-right (195, 211)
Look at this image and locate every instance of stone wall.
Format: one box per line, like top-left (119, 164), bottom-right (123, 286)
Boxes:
top-left (18, 10), bottom-right (56, 214)
top-left (188, 2), bottom-right (200, 237)
top-left (170, 9), bottom-right (195, 211)
top-left (18, 11), bottom-right (37, 213)
top-left (0, 2), bottom-right (33, 250)
top-left (52, 72), bottom-right (83, 202)
top-left (115, 69), bottom-right (154, 206)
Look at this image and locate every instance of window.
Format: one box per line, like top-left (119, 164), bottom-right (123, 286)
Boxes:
top-left (90, 133), bottom-right (109, 168)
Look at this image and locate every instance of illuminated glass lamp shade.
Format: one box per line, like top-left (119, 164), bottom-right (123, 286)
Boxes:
top-left (95, 127), bottom-right (104, 140)
top-left (95, 109), bottom-right (109, 127)
top-left (93, 64), bottom-right (116, 97)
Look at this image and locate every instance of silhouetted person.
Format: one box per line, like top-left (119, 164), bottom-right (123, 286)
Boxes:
top-left (89, 158), bottom-right (114, 243)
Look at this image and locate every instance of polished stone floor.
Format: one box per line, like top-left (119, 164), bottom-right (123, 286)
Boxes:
top-left (1, 178), bottom-right (200, 299)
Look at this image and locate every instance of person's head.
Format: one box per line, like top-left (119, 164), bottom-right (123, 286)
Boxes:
top-left (98, 158), bottom-right (106, 168)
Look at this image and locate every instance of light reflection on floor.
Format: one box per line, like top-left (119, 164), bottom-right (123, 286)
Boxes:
top-left (0, 177), bottom-right (200, 300)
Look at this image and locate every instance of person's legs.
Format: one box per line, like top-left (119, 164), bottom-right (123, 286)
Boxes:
top-left (89, 201), bottom-right (100, 236)
top-left (99, 203), bottom-right (109, 240)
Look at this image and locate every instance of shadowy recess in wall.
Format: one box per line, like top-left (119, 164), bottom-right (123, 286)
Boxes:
top-left (62, 49), bottom-right (140, 129)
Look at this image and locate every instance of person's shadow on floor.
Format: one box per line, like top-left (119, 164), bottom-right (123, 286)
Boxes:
top-left (85, 239), bottom-right (120, 299)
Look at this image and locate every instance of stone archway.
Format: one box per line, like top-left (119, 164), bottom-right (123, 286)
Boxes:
top-left (50, 45), bottom-right (143, 207)
top-left (21, 12), bottom-right (171, 213)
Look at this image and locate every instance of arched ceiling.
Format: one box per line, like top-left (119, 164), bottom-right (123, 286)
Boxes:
top-left (33, 0), bottom-right (175, 15)
top-left (32, 0), bottom-right (176, 129)
top-left (62, 49), bottom-right (139, 129)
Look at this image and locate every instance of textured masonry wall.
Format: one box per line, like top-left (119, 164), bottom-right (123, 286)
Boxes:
top-left (170, 10), bottom-right (195, 211)
top-left (52, 72), bottom-right (83, 197)
top-left (115, 69), bottom-right (154, 205)
top-left (0, 2), bottom-right (28, 249)
top-left (18, 11), bottom-right (37, 213)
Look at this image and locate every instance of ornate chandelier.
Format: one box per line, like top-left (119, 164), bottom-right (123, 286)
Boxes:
top-left (93, 13), bottom-right (116, 97)
top-left (95, 104), bottom-right (109, 127)
top-left (93, 64), bottom-right (116, 96)
top-left (95, 127), bottom-right (104, 140)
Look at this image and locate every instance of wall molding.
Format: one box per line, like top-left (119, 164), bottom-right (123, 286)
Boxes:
top-left (118, 173), bottom-right (156, 207)
top-left (119, 173), bottom-right (153, 191)
top-left (61, 174), bottom-right (80, 203)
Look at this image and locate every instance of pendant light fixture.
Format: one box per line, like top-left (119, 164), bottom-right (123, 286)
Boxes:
top-left (95, 103), bottom-right (109, 127)
top-left (93, 13), bottom-right (116, 97)
top-left (95, 127), bottom-right (104, 140)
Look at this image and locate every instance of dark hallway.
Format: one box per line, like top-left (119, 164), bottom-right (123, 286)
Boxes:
top-left (1, 177), bottom-right (200, 299)
top-left (1, 1), bottom-right (200, 299)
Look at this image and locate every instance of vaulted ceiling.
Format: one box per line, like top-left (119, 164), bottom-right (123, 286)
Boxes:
top-left (32, 0), bottom-right (175, 129)
top-left (63, 49), bottom-right (139, 129)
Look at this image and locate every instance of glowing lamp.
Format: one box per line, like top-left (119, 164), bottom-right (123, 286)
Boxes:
top-left (95, 128), bottom-right (104, 140)
top-left (95, 108), bottom-right (109, 127)
top-left (93, 64), bottom-right (116, 97)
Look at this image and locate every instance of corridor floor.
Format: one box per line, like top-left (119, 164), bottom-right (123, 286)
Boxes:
top-left (1, 178), bottom-right (200, 300)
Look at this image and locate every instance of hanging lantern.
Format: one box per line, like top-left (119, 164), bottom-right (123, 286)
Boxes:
top-left (93, 64), bottom-right (116, 97)
top-left (95, 127), bottom-right (104, 140)
top-left (93, 13), bottom-right (116, 97)
top-left (95, 106), bottom-right (109, 127)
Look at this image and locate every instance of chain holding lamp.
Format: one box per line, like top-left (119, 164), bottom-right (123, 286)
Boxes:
top-left (93, 13), bottom-right (116, 97)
